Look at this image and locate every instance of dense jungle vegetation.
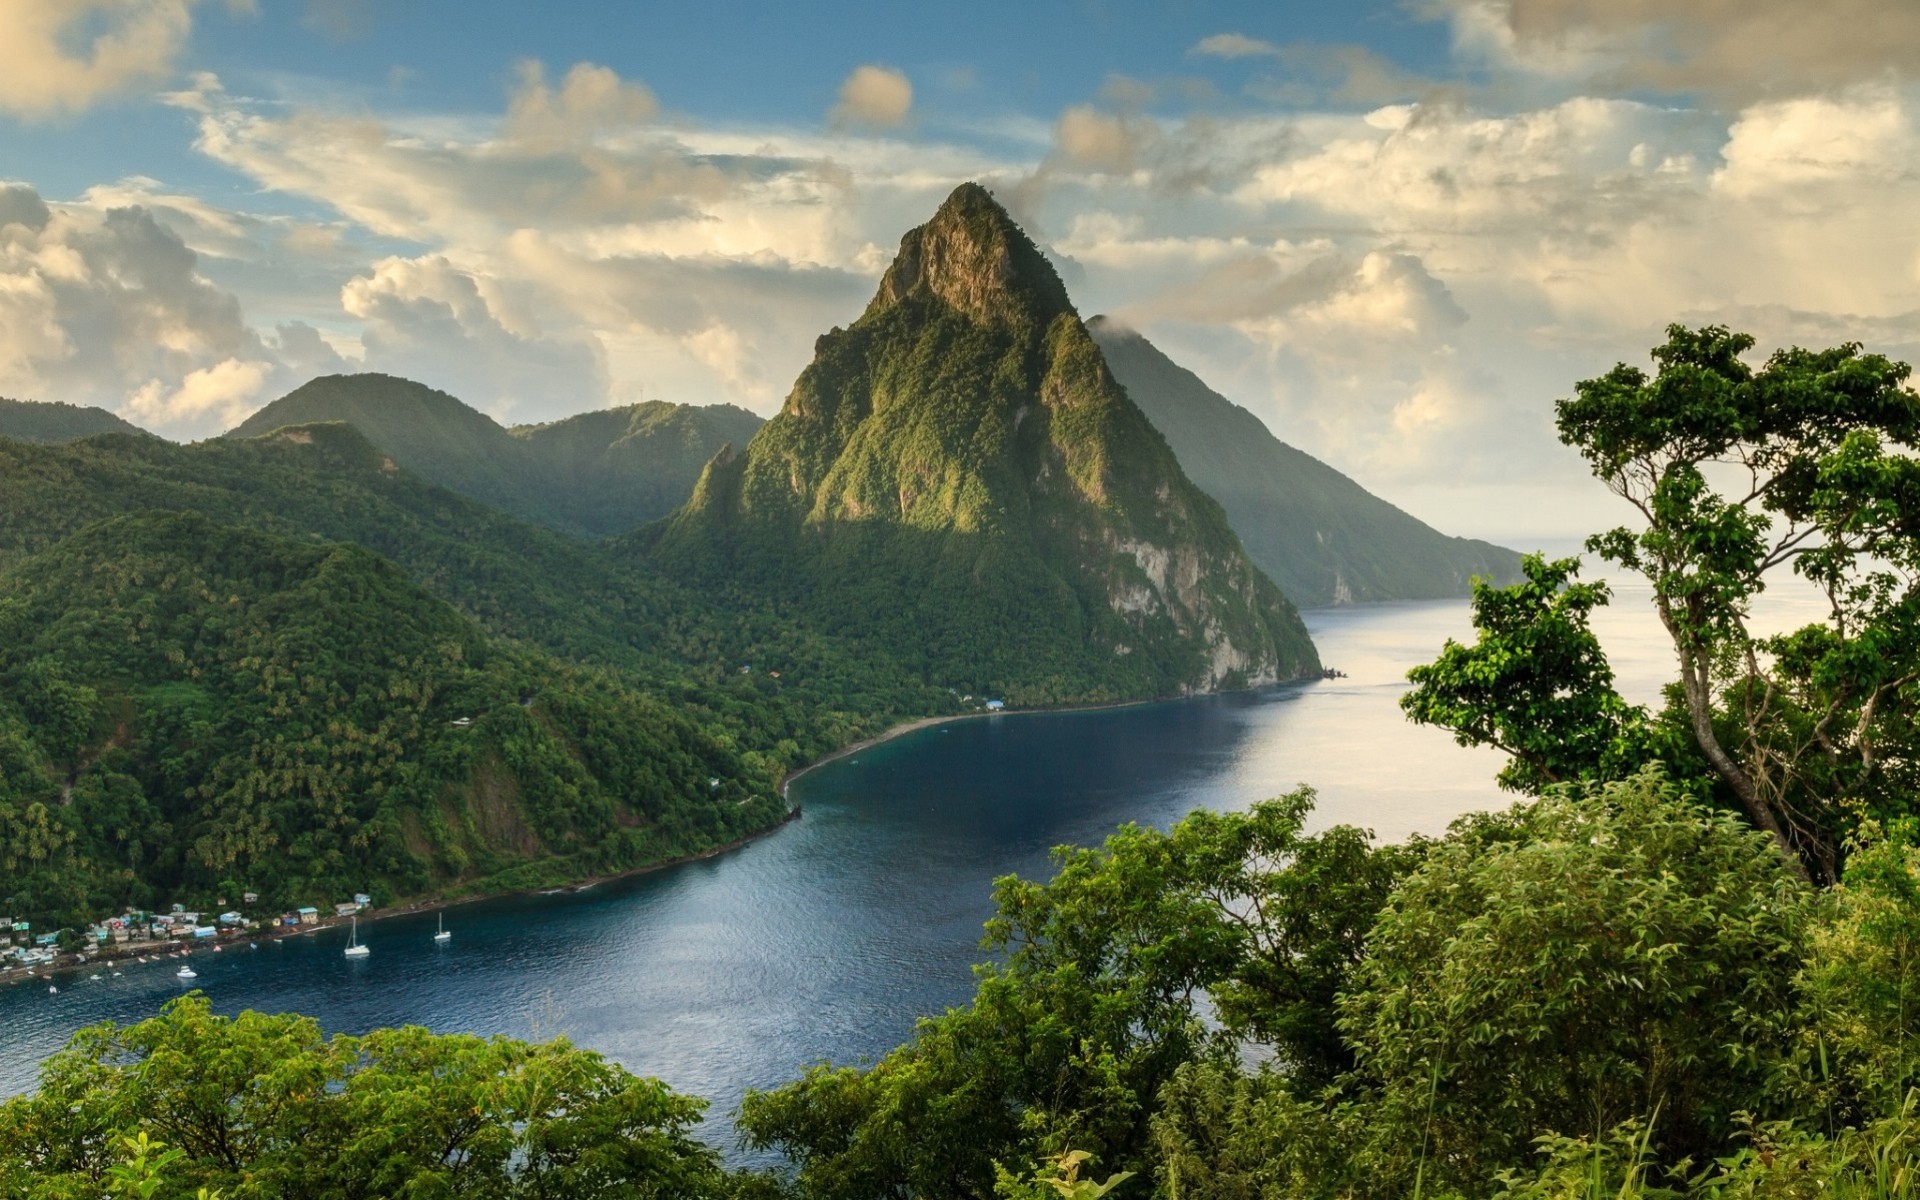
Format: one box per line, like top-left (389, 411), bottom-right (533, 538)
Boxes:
top-left (5, 325), bottom-right (1919, 1200)
top-left (0, 423), bottom-right (954, 927)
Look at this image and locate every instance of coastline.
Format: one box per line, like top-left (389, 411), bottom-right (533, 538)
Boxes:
top-left (9, 677), bottom-right (1327, 987)
top-left (4, 809), bottom-right (802, 986)
top-left (776, 679), bottom-right (1319, 799)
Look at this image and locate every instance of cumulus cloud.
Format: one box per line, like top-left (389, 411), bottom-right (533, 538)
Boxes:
top-left (830, 65), bottom-right (913, 129)
top-left (341, 255), bottom-right (608, 419)
top-left (505, 60), bottom-right (658, 146)
top-left (0, 0), bottom-right (196, 118)
top-left (173, 68), bottom-right (745, 245)
top-left (0, 180), bottom-right (373, 436)
top-left (0, 182), bottom-right (293, 433)
top-left (1436, 0), bottom-right (1920, 99)
top-left (1053, 106), bottom-right (1154, 173)
top-left (124, 357), bottom-right (275, 429)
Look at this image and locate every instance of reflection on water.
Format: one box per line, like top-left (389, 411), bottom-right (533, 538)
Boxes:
top-left (0, 583), bottom-right (1832, 1147)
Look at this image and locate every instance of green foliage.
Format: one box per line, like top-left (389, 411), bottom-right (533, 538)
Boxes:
top-left (1341, 773), bottom-right (1812, 1188)
top-left (737, 792), bottom-right (1416, 1198)
top-left (1556, 324), bottom-right (1920, 882)
top-left (0, 511), bottom-right (782, 924)
top-left (1402, 555), bottom-right (1670, 793)
top-left (228, 373), bottom-right (762, 537)
top-left (0, 993), bottom-right (731, 1199)
top-left (1088, 317), bottom-right (1523, 608)
top-left (0, 415), bottom-right (965, 918)
top-left (994, 1149), bottom-right (1134, 1200)
top-left (1798, 828), bottom-right (1920, 1118)
top-left (0, 396), bottom-right (146, 443)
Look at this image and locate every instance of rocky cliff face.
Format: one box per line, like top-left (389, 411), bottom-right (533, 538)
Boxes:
top-left (654, 183), bottom-right (1317, 701)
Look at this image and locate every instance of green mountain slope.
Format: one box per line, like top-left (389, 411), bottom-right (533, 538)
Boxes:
top-left (1089, 318), bottom-right (1524, 606)
top-left (0, 397), bottom-right (147, 443)
top-left (511, 400), bottom-right (764, 536)
top-left (648, 183), bottom-right (1319, 703)
top-left (0, 511), bottom-right (784, 924)
top-left (228, 374), bottom-right (535, 517)
top-left (227, 374), bottom-right (762, 536)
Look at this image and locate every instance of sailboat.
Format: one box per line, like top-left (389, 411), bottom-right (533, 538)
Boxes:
top-left (343, 916), bottom-right (370, 958)
top-left (433, 913), bottom-right (451, 944)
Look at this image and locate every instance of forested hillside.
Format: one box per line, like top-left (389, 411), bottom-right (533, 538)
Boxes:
top-left (510, 399), bottom-right (765, 536)
top-left (228, 374), bottom-right (761, 536)
top-left (1090, 318), bottom-right (1523, 606)
top-left (0, 424), bottom-right (953, 925)
top-left (0, 397), bottom-right (147, 444)
top-left (0, 511), bottom-right (784, 926)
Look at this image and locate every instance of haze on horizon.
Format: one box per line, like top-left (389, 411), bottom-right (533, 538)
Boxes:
top-left (0, 0), bottom-right (1915, 542)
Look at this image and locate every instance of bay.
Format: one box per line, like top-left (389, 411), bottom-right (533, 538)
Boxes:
top-left (0, 579), bottom-right (1828, 1149)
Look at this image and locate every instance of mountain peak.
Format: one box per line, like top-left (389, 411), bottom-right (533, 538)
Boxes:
top-left (866, 182), bottom-right (1073, 327)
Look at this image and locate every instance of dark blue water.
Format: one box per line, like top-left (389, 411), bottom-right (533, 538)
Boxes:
top-left (13, 588), bottom-right (1823, 1148)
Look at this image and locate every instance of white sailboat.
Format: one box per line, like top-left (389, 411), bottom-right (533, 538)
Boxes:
top-left (433, 913), bottom-right (451, 943)
top-left (343, 916), bottom-right (370, 958)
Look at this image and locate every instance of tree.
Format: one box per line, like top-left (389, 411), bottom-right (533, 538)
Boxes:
top-left (1338, 772), bottom-right (1812, 1191)
top-left (1557, 325), bottom-right (1920, 882)
top-left (0, 993), bottom-right (731, 1200)
top-left (1409, 325), bottom-right (1920, 884)
top-left (736, 792), bottom-right (1419, 1199)
top-left (1402, 554), bottom-right (1657, 795)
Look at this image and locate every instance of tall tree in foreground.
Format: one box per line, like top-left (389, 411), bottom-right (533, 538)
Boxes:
top-left (1409, 325), bottom-right (1920, 882)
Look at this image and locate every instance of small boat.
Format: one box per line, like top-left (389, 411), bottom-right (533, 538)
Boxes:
top-left (47, 984), bottom-right (56, 994)
top-left (343, 916), bottom-right (370, 958)
top-left (176, 965), bottom-right (196, 979)
top-left (433, 913), bottom-right (451, 944)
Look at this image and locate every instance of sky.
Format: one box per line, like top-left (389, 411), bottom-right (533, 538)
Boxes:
top-left (1, 0), bottom-right (1917, 541)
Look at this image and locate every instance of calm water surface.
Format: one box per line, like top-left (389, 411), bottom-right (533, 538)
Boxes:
top-left (0, 584), bottom-right (1828, 1147)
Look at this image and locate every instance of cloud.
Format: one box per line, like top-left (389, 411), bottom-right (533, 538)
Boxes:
top-left (341, 255), bottom-right (608, 419)
top-left (125, 357), bottom-right (275, 429)
top-left (1053, 106), bottom-right (1153, 173)
top-left (0, 182), bottom-right (289, 431)
top-left (0, 180), bottom-right (366, 436)
top-left (1122, 248), bottom-right (1463, 333)
top-left (831, 65), bottom-right (914, 129)
top-left (505, 60), bottom-right (658, 146)
top-left (174, 68), bottom-right (737, 243)
top-left (1434, 0), bottom-right (1920, 99)
top-left (1192, 33), bottom-right (1283, 60)
top-left (0, 1), bottom-right (196, 119)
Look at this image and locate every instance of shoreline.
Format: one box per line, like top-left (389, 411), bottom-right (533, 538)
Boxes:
top-left (778, 677), bottom-right (1323, 799)
top-left (9, 676), bottom-right (1328, 986)
top-left (4, 810), bottom-right (803, 986)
